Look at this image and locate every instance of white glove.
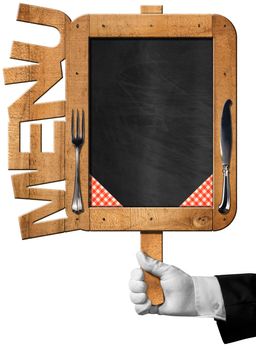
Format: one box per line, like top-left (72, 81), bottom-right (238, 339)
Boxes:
top-left (129, 252), bottom-right (226, 320)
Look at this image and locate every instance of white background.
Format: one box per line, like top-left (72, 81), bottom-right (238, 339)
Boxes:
top-left (0, 0), bottom-right (255, 349)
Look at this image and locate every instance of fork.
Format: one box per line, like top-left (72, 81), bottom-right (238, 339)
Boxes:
top-left (71, 109), bottom-right (85, 214)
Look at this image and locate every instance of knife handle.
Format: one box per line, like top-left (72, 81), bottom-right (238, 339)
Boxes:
top-left (218, 165), bottom-right (231, 214)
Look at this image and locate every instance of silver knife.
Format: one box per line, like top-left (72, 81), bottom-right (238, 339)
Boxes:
top-left (218, 99), bottom-right (232, 214)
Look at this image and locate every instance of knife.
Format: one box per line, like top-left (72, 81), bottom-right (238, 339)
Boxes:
top-left (218, 99), bottom-right (232, 214)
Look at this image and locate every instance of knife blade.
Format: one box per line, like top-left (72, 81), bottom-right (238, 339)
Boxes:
top-left (218, 99), bottom-right (232, 214)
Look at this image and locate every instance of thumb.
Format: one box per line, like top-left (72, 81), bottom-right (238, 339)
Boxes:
top-left (136, 251), bottom-right (170, 278)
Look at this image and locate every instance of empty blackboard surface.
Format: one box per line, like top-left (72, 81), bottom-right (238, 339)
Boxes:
top-left (89, 38), bottom-right (213, 207)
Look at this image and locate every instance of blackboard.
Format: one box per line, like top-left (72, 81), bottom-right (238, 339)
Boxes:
top-left (89, 38), bottom-right (213, 207)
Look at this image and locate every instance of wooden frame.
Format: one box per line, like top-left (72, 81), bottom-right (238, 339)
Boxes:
top-left (66, 13), bottom-right (237, 232)
top-left (4, 4), bottom-right (237, 237)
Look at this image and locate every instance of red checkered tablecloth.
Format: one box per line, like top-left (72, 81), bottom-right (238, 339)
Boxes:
top-left (89, 175), bottom-right (213, 207)
top-left (89, 176), bottom-right (122, 207)
top-left (180, 175), bottom-right (213, 207)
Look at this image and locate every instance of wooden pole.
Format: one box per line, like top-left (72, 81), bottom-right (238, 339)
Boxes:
top-left (140, 231), bottom-right (164, 305)
top-left (139, 5), bottom-right (164, 306)
top-left (140, 5), bottom-right (163, 14)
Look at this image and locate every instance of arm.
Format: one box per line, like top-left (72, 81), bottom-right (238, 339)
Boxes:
top-left (215, 274), bottom-right (256, 344)
top-left (130, 253), bottom-right (256, 344)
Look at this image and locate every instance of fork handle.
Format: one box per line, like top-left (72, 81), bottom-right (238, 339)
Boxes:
top-left (72, 147), bottom-right (83, 214)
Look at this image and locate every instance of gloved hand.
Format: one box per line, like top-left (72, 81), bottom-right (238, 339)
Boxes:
top-left (129, 252), bottom-right (197, 316)
top-left (129, 252), bottom-right (226, 320)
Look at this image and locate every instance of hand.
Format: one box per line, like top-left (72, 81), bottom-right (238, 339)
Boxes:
top-left (129, 252), bottom-right (197, 316)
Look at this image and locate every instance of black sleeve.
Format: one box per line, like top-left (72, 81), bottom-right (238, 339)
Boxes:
top-left (215, 274), bottom-right (256, 344)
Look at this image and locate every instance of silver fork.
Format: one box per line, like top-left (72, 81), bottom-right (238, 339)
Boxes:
top-left (71, 109), bottom-right (85, 214)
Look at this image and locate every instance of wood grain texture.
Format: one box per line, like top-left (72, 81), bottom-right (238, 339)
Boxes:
top-left (141, 231), bottom-right (164, 305)
top-left (12, 122), bottom-right (65, 239)
top-left (212, 15), bottom-right (237, 230)
top-left (90, 208), bottom-right (131, 230)
top-left (89, 208), bottom-right (212, 231)
top-left (89, 15), bottom-right (212, 38)
top-left (132, 208), bottom-right (212, 231)
top-left (4, 4), bottom-right (71, 238)
top-left (141, 5), bottom-right (163, 14)
top-left (65, 16), bottom-right (90, 231)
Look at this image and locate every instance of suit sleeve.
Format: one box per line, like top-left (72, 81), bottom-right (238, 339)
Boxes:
top-left (215, 274), bottom-right (256, 344)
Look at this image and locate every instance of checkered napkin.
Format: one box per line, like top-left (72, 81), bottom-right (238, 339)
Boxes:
top-left (89, 175), bottom-right (213, 207)
top-left (180, 175), bottom-right (213, 207)
top-left (89, 176), bottom-right (122, 206)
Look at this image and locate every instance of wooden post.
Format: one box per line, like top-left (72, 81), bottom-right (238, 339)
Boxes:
top-left (140, 5), bottom-right (163, 14)
top-left (139, 5), bottom-right (164, 306)
top-left (141, 231), bottom-right (164, 305)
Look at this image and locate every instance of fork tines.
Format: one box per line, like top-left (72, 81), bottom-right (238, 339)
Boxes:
top-left (71, 109), bottom-right (85, 145)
